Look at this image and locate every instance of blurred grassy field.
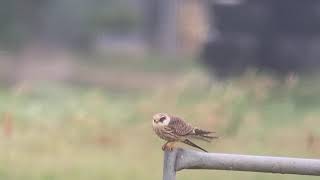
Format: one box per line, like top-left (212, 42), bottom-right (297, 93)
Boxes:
top-left (0, 58), bottom-right (320, 180)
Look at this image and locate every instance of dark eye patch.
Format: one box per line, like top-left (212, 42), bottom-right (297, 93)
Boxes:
top-left (159, 117), bottom-right (166, 122)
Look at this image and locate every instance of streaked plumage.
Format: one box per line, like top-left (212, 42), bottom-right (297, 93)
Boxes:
top-left (152, 113), bottom-right (217, 152)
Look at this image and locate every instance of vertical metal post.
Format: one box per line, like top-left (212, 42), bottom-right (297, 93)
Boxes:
top-left (163, 150), bottom-right (179, 180)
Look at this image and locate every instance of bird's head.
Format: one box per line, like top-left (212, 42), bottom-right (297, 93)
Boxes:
top-left (152, 113), bottom-right (170, 126)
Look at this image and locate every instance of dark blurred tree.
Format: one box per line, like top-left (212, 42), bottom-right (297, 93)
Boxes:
top-left (202, 0), bottom-right (320, 77)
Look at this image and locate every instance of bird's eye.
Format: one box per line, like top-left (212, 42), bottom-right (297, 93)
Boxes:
top-left (159, 117), bottom-right (166, 122)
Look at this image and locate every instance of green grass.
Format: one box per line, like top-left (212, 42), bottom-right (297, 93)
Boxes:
top-left (0, 70), bottom-right (320, 179)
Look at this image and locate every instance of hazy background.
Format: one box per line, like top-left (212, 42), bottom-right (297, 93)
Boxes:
top-left (0, 0), bottom-right (320, 179)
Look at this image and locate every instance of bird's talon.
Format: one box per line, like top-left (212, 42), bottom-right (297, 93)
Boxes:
top-left (162, 143), bottom-right (175, 151)
top-left (162, 144), bottom-right (168, 151)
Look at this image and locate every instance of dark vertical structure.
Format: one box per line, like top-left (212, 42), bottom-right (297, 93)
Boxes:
top-left (144, 0), bottom-right (178, 55)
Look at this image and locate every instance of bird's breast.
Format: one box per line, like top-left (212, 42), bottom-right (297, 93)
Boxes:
top-left (153, 125), bottom-right (178, 141)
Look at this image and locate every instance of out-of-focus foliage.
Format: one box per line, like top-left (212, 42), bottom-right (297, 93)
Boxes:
top-left (0, 0), bottom-right (142, 50)
top-left (0, 63), bottom-right (320, 179)
top-left (202, 0), bottom-right (320, 77)
top-left (91, 1), bottom-right (142, 33)
top-left (0, 1), bottom-right (319, 180)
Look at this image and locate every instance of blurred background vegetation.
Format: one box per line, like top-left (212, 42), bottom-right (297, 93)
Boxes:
top-left (0, 0), bottom-right (320, 180)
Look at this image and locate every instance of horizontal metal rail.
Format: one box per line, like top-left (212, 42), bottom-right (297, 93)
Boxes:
top-left (163, 148), bottom-right (320, 180)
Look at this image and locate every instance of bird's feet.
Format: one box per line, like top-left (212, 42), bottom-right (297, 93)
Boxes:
top-left (162, 142), bottom-right (174, 151)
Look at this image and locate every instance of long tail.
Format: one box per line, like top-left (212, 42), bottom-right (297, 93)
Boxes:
top-left (183, 139), bottom-right (208, 152)
top-left (192, 128), bottom-right (218, 142)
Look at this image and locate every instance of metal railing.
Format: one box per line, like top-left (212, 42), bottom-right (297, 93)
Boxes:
top-left (163, 148), bottom-right (320, 180)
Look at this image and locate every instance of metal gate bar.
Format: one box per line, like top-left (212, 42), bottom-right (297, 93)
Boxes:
top-left (163, 148), bottom-right (320, 180)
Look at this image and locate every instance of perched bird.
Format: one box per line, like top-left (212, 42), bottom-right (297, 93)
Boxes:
top-left (152, 113), bottom-right (217, 152)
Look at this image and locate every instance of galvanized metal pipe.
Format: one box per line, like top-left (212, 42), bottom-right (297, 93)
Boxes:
top-left (163, 148), bottom-right (320, 180)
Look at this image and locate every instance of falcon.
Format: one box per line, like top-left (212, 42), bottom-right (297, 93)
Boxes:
top-left (152, 112), bottom-right (217, 152)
